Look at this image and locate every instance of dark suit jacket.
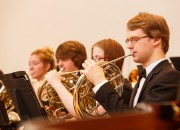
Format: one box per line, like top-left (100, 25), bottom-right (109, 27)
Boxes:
top-left (94, 60), bottom-right (180, 114)
top-left (121, 78), bottom-right (133, 105)
top-left (177, 86), bottom-right (180, 106)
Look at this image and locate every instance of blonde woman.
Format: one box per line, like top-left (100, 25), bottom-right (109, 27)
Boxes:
top-left (29, 47), bottom-right (56, 94)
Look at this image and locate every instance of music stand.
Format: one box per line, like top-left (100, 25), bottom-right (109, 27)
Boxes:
top-left (0, 71), bottom-right (47, 123)
top-left (0, 100), bottom-right (10, 130)
top-left (170, 57), bottom-right (180, 72)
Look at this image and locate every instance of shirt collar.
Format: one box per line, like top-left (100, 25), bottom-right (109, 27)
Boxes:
top-left (145, 58), bottom-right (166, 77)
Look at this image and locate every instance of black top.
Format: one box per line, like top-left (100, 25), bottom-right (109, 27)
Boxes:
top-left (121, 78), bottom-right (133, 105)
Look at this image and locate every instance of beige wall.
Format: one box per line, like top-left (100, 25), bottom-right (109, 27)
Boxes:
top-left (0, 0), bottom-right (180, 78)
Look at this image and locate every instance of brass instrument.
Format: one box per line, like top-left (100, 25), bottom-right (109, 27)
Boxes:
top-left (38, 70), bottom-right (80, 121)
top-left (0, 84), bottom-right (21, 122)
top-left (73, 54), bottom-right (132, 119)
top-left (128, 69), bottom-right (139, 88)
top-left (38, 54), bottom-right (132, 121)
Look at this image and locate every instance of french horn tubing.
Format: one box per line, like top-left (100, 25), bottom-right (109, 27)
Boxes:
top-left (0, 84), bottom-right (21, 122)
top-left (73, 54), bottom-right (132, 119)
top-left (38, 69), bottom-right (80, 121)
top-left (37, 54), bottom-right (132, 121)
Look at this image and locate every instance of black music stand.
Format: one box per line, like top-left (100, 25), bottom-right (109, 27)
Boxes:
top-left (0, 100), bottom-right (11, 130)
top-left (0, 71), bottom-right (47, 123)
top-left (170, 57), bottom-right (180, 72)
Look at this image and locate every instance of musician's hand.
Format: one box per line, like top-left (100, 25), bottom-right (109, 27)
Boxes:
top-left (45, 70), bottom-right (63, 87)
top-left (80, 59), bottom-right (107, 85)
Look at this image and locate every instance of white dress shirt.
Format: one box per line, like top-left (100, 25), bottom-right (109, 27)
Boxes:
top-left (133, 58), bottom-right (166, 107)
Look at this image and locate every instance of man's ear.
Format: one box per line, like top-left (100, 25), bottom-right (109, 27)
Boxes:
top-left (153, 38), bottom-right (161, 46)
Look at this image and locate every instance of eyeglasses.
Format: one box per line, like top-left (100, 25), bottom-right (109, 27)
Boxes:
top-left (92, 57), bottom-right (107, 62)
top-left (125, 36), bottom-right (149, 44)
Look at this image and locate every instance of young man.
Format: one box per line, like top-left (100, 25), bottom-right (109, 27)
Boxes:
top-left (43, 40), bottom-right (87, 118)
top-left (80, 12), bottom-right (180, 114)
top-left (55, 40), bottom-right (87, 72)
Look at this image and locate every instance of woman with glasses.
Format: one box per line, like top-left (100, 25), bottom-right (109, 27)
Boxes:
top-left (92, 39), bottom-right (124, 71)
top-left (90, 39), bottom-right (133, 115)
top-left (80, 12), bottom-right (180, 114)
top-left (92, 39), bottom-right (132, 105)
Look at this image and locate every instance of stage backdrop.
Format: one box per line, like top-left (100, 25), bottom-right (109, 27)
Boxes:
top-left (0, 0), bottom-right (179, 78)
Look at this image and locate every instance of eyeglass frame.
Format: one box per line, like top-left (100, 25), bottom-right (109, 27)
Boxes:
top-left (92, 57), bottom-right (108, 62)
top-left (125, 35), bottom-right (149, 44)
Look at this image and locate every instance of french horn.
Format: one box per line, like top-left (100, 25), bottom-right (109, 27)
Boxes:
top-left (37, 54), bottom-right (132, 121)
top-left (37, 70), bottom-right (79, 121)
top-left (0, 83), bottom-right (21, 122)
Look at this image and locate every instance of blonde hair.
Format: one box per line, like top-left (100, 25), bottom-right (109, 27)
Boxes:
top-left (31, 47), bottom-right (56, 71)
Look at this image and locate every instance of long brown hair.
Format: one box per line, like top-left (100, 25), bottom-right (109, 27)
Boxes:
top-left (92, 39), bottom-right (125, 70)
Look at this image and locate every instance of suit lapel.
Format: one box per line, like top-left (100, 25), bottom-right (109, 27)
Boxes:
top-left (137, 60), bottom-right (170, 102)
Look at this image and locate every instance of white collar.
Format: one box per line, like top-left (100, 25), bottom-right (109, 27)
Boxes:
top-left (145, 58), bottom-right (166, 77)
